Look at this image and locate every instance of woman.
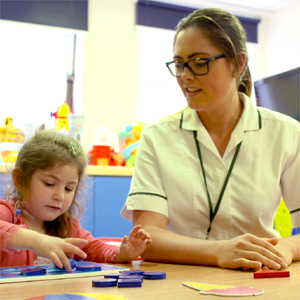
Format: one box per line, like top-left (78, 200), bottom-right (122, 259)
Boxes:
top-left (121, 8), bottom-right (300, 270)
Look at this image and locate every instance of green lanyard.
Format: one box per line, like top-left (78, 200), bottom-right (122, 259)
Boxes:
top-left (193, 131), bottom-right (242, 240)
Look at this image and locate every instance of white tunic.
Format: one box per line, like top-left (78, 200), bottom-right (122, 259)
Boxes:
top-left (121, 93), bottom-right (300, 240)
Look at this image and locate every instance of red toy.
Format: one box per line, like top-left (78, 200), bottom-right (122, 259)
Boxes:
top-left (254, 268), bottom-right (290, 278)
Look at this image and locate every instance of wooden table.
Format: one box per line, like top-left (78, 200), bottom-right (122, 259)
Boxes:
top-left (0, 261), bottom-right (299, 300)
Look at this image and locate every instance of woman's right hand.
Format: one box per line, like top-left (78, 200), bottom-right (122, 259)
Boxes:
top-left (216, 233), bottom-right (287, 270)
top-left (31, 234), bottom-right (88, 271)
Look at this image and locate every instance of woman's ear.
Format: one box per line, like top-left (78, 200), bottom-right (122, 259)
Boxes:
top-left (237, 52), bottom-right (247, 75)
top-left (12, 168), bottom-right (24, 192)
top-left (232, 52), bottom-right (247, 78)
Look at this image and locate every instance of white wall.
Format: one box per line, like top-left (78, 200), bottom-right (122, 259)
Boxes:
top-left (80, 0), bottom-right (139, 151)
top-left (255, 1), bottom-right (300, 80)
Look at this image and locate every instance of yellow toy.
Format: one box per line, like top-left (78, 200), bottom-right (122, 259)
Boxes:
top-left (51, 102), bottom-right (71, 131)
top-left (0, 117), bottom-right (24, 163)
top-left (0, 117), bottom-right (24, 143)
top-left (274, 200), bottom-right (293, 237)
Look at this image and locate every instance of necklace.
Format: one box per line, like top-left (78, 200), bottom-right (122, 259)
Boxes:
top-left (193, 131), bottom-right (242, 240)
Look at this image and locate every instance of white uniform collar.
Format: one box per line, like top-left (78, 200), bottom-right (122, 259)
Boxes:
top-left (179, 93), bottom-right (262, 132)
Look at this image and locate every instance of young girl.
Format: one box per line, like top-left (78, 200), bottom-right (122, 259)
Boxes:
top-left (0, 129), bottom-right (152, 272)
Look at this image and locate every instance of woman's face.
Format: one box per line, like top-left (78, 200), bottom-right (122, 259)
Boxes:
top-left (173, 27), bottom-right (238, 115)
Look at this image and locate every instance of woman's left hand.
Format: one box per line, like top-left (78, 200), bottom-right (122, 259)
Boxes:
top-left (242, 236), bottom-right (296, 271)
top-left (273, 237), bottom-right (295, 268)
top-left (115, 224), bottom-right (152, 262)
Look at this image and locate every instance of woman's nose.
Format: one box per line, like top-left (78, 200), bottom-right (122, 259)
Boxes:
top-left (180, 66), bottom-right (195, 81)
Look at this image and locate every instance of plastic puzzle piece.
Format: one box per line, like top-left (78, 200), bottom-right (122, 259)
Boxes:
top-left (200, 286), bottom-right (265, 296)
top-left (121, 270), bottom-right (145, 276)
top-left (92, 279), bottom-right (117, 287)
top-left (19, 267), bottom-right (46, 276)
top-left (104, 273), bottom-right (122, 279)
top-left (55, 258), bottom-right (76, 271)
top-left (44, 294), bottom-right (95, 300)
top-left (23, 293), bottom-right (128, 300)
top-left (143, 272), bottom-right (166, 279)
top-left (254, 268), bottom-right (290, 278)
top-left (182, 282), bottom-right (264, 297)
top-left (117, 279), bottom-right (142, 288)
top-left (76, 263), bottom-right (102, 272)
top-left (183, 282), bottom-right (235, 291)
top-left (119, 275), bottom-right (144, 282)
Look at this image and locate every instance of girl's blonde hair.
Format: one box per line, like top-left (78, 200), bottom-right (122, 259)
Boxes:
top-left (10, 129), bottom-right (87, 238)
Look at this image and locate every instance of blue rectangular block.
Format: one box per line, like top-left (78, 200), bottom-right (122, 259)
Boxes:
top-left (19, 267), bottom-right (46, 276)
top-left (118, 279), bottom-right (142, 288)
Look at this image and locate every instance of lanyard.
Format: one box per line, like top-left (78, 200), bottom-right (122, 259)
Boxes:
top-left (193, 131), bottom-right (242, 240)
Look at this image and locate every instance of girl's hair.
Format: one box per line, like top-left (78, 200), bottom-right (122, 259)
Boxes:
top-left (10, 129), bottom-right (87, 238)
top-left (174, 8), bottom-right (252, 97)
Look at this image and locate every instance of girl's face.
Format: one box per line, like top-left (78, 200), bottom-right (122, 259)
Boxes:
top-left (173, 27), bottom-right (237, 115)
top-left (24, 164), bottom-right (79, 226)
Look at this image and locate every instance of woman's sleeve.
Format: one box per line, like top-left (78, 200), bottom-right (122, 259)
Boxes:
top-left (281, 125), bottom-right (300, 229)
top-left (120, 127), bottom-right (169, 221)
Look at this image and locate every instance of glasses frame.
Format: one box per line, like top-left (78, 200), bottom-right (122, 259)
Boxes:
top-left (166, 54), bottom-right (226, 77)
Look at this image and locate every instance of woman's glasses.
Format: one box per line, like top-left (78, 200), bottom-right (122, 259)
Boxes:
top-left (166, 54), bottom-right (225, 77)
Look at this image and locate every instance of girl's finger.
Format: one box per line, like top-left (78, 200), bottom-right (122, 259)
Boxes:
top-left (49, 251), bottom-right (63, 269)
top-left (58, 253), bottom-right (72, 272)
top-left (135, 229), bottom-right (148, 239)
top-left (68, 245), bottom-right (87, 259)
top-left (120, 235), bottom-right (129, 246)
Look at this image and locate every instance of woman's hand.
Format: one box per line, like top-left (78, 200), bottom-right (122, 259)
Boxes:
top-left (216, 233), bottom-right (287, 270)
top-left (115, 225), bottom-right (152, 262)
top-left (31, 234), bottom-right (88, 271)
top-left (272, 234), bottom-right (300, 268)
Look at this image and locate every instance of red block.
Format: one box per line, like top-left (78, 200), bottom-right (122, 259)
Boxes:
top-left (254, 268), bottom-right (290, 279)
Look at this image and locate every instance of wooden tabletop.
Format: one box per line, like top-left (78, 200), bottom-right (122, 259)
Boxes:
top-left (0, 261), bottom-right (299, 300)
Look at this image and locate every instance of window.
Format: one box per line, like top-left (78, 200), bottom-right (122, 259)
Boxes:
top-left (137, 26), bottom-right (186, 123)
top-left (0, 21), bottom-right (82, 134)
top-left (137, 26), bottom-right (257, 123)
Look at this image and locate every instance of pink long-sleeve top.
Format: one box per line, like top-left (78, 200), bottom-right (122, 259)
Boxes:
top-left (0, 200), bottom-right (119, 267)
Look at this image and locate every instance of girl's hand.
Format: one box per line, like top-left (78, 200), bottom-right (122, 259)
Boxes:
top-left (32, 234), bottom-right (88, 271)
top-left (216, 233), bottom-right (287, 270)
top-left (115, 225), bottom-right (152, 262)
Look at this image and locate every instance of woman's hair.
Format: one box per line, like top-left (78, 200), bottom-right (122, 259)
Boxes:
top-left (10, 129), bottom-right (87, 238)
top-left (174, 8), bottom-right (252, 97)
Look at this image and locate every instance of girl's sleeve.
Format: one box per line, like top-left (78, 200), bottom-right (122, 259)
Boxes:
top-left (70, 218), bottom-right (119, 263)
top-left (0, 201), bottom-right (26, 253)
